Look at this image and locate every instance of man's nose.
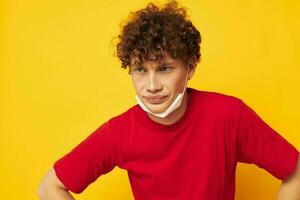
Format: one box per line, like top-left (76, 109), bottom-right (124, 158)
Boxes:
top-left (147, 72), bottom-right (162, 93)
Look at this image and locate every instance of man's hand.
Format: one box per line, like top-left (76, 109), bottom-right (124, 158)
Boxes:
top-left (276, 154), bottom-right (300, 200)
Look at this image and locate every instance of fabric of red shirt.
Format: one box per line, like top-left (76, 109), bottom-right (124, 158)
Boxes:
top-left (53, 87), bottom-right (299, 200)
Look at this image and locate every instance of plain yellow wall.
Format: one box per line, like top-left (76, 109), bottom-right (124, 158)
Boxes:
top-left (1, 0), bottom-right (299, 199)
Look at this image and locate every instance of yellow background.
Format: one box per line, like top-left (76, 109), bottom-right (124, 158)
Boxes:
top-left (1, 0), bottom-right (299, 199)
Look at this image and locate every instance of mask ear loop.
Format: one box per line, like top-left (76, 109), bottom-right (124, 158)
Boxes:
top-left (183, 66), bottom-right (191, 93)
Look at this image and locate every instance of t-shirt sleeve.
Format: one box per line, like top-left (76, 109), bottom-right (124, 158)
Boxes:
top-left (236, 99), bottom-right (299, 180)
top-left (53, 120), bottom-right (119, 194)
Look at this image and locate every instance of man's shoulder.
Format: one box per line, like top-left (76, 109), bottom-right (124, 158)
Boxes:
top-left (105, 104), bottom-right (137, 127)
top-left (190, 88), bottom-right (244, 116)
top-left (191, 88), bottom-right (242, 106)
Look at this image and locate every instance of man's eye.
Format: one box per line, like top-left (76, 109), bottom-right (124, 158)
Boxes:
top-left (134, 67), bottom-right (146, 72)
top-left (159, 66), bottom-right (172, 72)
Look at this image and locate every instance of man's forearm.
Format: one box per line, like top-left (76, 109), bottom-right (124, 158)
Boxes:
top-left (276, 181), bottom-right (300, 200)
top-left (276, 165), bottom-right (300, 200)
top-left (37, 186), bottom-right (76, 200)
top-left (276, 155), bottom-right (300, 200)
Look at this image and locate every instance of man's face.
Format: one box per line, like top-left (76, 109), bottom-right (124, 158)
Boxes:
top-left (129, 52), bottom-right (195, 114)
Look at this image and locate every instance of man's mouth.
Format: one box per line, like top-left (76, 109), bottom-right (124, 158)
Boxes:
top-left (144, 96), bottom-right (168, 104)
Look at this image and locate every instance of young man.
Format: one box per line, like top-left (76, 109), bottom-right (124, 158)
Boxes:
top-left (37, 1), bottom-right (300, 200)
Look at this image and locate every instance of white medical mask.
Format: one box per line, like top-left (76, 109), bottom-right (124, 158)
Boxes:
top-left (135, 70), bottom-right (189, 118)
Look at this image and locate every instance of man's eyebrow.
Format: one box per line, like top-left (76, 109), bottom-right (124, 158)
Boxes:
top-left (129, 62), bottom-right (174, 68)
top-left (129, 64), bottom-right (143, 68)
top-left (129, 63), bottom-right (138, 67)
top-left (158, 62), bottom-right (174, 66)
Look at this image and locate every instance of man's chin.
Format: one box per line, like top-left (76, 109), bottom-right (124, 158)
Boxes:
top-left (144, 103), bottom-right (168, 114)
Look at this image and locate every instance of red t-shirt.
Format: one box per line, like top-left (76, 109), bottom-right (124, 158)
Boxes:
top-left (53, 87), bottom-right (299, 199)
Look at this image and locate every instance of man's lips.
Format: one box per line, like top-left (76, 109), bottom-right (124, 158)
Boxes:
top-left (144, 95), bottom-right (168, 104)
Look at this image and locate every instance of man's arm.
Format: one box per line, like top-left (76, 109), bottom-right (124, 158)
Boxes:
top-left (37, 168), bottom-right (76, 200)
top-left (276, 154), bottom-right (300, 200)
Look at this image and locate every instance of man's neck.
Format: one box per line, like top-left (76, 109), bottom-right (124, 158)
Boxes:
top-left (147, 91), bottom-right (189, 125)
